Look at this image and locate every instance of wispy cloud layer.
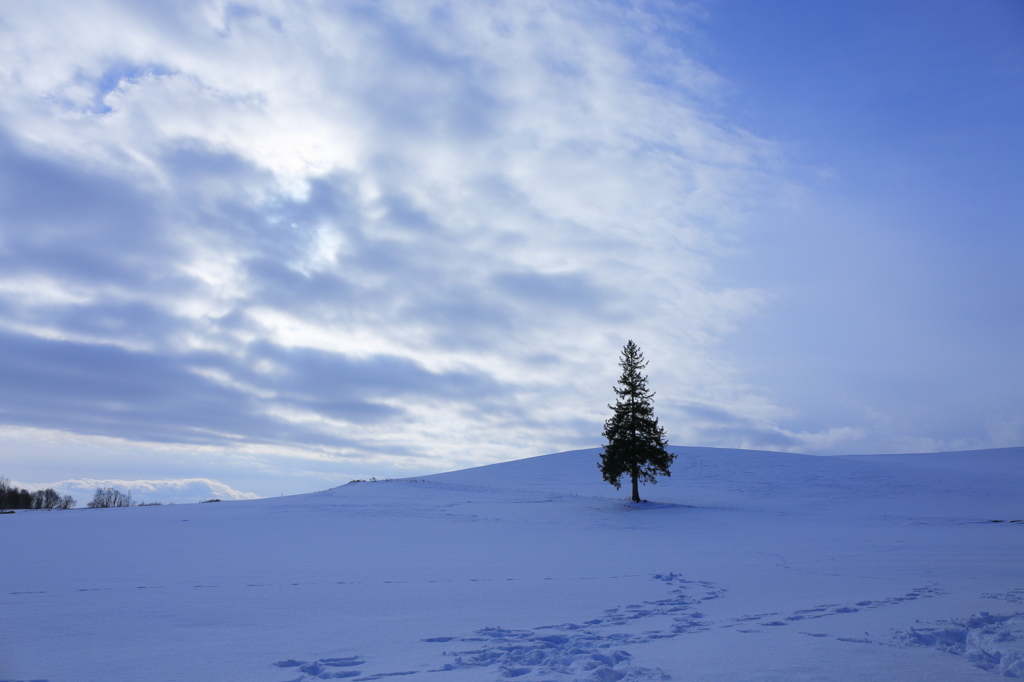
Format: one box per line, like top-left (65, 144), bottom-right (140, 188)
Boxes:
top-left (0, 0), bottom-right (890, 490)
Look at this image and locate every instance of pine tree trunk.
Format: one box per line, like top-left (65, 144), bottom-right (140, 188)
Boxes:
top-left (631, 469), bottom-right (640, 503)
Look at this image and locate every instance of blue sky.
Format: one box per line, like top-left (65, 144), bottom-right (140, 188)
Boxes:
top-left (0, 0), bottom-right (1021, 502)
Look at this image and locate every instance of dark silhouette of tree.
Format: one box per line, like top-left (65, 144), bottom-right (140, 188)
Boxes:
top-left (44, 488), bottom-right (61, 509)
top-left (31, 488), bottom-right (64, 509)
top-left (0, 477), bottom-right (33, 510)
top-left (87, 487), bottom-right (134, 508)
top-left (0, 478), bottom-right (74, 510)
top-left (599, 340), bottom-right (674, 502)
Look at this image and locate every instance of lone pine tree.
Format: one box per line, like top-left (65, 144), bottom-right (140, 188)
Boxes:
top-left (599, 340), bottom-right (675, 502)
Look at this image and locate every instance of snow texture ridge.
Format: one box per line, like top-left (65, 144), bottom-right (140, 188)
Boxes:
top-left (894, 613), bottom-right (1024, 678)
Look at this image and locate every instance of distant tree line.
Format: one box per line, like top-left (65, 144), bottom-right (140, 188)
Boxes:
top-left (0, 479), bottom-right (171, 510)
top-left (0, 477), bottom-right (76, 510)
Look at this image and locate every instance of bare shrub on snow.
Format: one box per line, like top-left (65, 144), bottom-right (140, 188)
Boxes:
top-left (87, 487), bottom-right (134, 508)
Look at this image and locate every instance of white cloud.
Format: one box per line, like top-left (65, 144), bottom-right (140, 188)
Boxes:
top-left (41, 477), bottom-right (261, 503)
top-left (0, 0), bottom-right (829, 476)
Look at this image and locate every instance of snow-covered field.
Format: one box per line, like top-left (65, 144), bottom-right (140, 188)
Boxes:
top-left (2, 446), bottom-right (1022, 682)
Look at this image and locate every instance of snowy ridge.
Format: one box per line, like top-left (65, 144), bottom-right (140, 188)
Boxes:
top-left (1, 446), bottom-right (1022, 681)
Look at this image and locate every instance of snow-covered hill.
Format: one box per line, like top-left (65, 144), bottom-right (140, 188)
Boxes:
top-left (2, 446), bottom-right (1022, 681)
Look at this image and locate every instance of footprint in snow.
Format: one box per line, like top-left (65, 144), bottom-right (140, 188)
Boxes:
top-left (778, 586), bottom-right (940, 624)
top-left (274, 656), bottom-right (365, 680)
top-left (892, 612), bottom-right (1024, 677)
top-left (274, 578), bottom-right (945, 680)
top-left (274, 573), bottom-right (707, 681)
top-left (983, 589), bottom-right (1024, 604)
